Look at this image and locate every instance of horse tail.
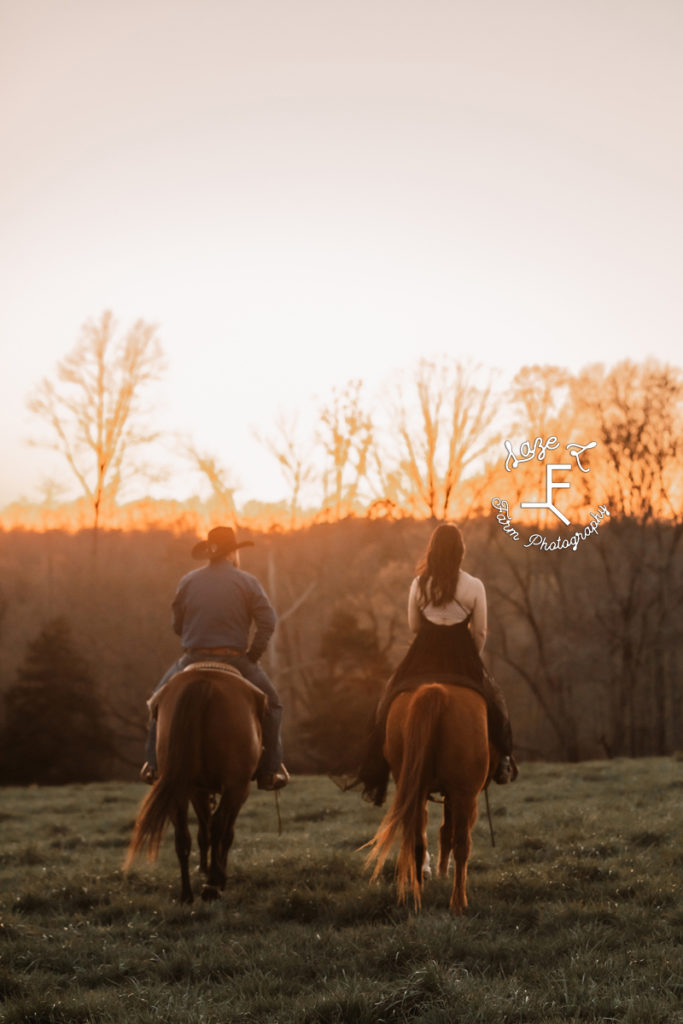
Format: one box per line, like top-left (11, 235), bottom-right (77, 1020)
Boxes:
top-left (365, 684), bottom-right (445, 907)
top-left (124, 677), bottom-right (209, 869)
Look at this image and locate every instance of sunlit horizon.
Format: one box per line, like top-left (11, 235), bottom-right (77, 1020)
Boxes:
top-left (2, 1), bottom-right (682, 510)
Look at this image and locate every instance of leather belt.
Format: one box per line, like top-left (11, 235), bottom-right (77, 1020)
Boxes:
top-left (185, 646), bottom-right (244, 656)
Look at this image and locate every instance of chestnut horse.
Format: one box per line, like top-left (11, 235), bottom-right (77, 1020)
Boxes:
top-left (124, 664), bottom-right (265, 903)
top-left (365, 682), bottom-right (492, 914)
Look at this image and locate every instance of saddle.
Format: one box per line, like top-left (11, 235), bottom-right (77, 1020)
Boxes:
top-left (147, 661), bottom-right (250, 715)
top-left (180, 661), bottom-right (247, 679)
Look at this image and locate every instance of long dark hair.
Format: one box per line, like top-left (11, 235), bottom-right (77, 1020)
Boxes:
top-left (416, 523), bottom-right (465, 608)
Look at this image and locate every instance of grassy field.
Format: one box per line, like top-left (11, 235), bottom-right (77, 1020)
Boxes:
top-left (0, 759), bottom-right (681, 1024)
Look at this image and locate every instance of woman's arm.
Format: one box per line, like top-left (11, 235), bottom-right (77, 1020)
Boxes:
top-left (408, 577), bottom-right (422, 633)
top-left (469, 578), bottom-right (488, 654)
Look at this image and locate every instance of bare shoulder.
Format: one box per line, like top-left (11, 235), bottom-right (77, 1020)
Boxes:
top-left (457, 570), bottom-right (486, 600)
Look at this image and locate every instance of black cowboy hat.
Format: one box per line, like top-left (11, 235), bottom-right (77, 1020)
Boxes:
top-left (191, 526), bottom-right (254, 560)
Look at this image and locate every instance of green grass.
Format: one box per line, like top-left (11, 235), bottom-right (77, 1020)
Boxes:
top-left (0, 759), bottom-right (681, 1023)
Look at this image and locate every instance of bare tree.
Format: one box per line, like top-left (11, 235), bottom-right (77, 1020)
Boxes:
top-left (492, 364), bottom-right (583, 529)
top-left (572, 359), bottom-right (683, 523)
top-left (391, 358), bottom-right (499, 519)
top-left (254, 412), bottom-right (316, 526)
top-left (27, 311), bottom-right (165, 530)
top-left (182, 440), bottom-right (239, 526)
top-left (318, 379), bottom-right (374, 519)
top-left (507, 364), bottom-right (574, 437)
top-left (484, 359), bottom-right (683, 759)
top-left (571, 359), bottom-right (683, 755)
top-left (483, 529), bottom-right (584, 760)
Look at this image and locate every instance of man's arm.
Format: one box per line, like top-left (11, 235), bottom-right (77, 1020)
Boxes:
top-left (246, 581), bottom-right (277, 662)
top-left (171, 582), bottom-right (186, 637)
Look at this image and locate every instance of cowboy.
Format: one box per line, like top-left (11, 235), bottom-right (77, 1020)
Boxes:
top-left (139, 526), bottom-right (288, 791)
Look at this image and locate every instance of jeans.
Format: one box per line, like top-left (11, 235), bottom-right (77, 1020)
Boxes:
top-left (144, 652), bottom-right (284, 774)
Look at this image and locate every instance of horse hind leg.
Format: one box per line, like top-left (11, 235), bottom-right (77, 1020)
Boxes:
top-left (414, 803), bottom-right (430, 886)
top-left (201, 785), bottom-right (247, 903)
top-left (449, 795), bottom-right (477, 916)
top-left (172, 804), bottom-right (193, 904)
top-left (438, 798), bottom-right (453, 877)
top-left (191, 791), bottom-right (211, 876)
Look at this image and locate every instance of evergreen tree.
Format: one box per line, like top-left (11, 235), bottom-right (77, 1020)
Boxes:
top-left (0, 617), bottom-right (111, 784)
top-left (300, 609), bottom-right (391, 774)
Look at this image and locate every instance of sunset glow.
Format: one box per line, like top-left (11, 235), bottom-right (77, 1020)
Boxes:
top-left (2, 1), bottom-right (682, 518)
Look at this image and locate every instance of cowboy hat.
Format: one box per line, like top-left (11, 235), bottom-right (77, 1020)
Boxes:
top-left (191, 526), bottom-right (254, 560)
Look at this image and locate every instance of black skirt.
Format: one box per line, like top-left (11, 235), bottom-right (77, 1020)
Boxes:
top-left (385, 614), bottom-right (486, 699)
top-left (353, 613), bottom-right (513, 806)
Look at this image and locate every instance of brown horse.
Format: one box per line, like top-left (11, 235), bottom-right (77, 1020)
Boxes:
top-left (124, 664), bottom-right (266, 903)
top-left (364, 682), bottom-right (492, 914)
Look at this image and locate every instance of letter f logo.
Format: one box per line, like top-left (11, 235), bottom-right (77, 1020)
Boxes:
top-left (520, 464), bottom-right (572, 526)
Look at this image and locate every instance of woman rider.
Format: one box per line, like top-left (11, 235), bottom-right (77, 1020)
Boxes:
top-left (358, 522), bottom-right (518, 805)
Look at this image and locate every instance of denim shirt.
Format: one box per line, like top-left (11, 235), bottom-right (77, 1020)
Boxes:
top-left (171, 560), bottom-right (276, 660)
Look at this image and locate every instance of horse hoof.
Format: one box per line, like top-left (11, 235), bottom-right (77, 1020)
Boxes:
top-left (180, 891), bottom-right (194, 905)
top-left (201, 884), bottom-right (220, 902)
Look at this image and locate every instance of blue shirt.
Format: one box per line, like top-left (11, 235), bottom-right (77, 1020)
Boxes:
top-left (171, 560), bottom-right (276, 660)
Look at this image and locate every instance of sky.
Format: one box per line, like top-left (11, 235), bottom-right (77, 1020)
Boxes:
top-left (1, 0), bottom-right (682, 510)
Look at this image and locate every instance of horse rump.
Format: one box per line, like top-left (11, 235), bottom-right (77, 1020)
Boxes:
top-left (364, 682), bottom-right (489, 913)
top-left (124, 675), bottom-right (212, 869)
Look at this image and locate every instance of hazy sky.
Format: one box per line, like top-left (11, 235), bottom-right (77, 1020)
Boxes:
top-left (2, 0), bottom-right (681, 508)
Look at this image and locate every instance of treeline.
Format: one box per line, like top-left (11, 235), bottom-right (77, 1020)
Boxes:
top-left (0, 512), bottom-right (681, 784)
top-left (22, 314), bottom-right (683, 533)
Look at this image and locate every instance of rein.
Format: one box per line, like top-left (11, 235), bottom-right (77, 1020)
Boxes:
top-left (275, 790), bottom-right (283, 836)
top-left (483, 786), bottom-right (496, 847)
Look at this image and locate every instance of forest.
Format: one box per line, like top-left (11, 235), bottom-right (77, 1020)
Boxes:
top-left (0, 507), bottom-right (680, 784)
top-left (1, 320), bottom-right (681, 783)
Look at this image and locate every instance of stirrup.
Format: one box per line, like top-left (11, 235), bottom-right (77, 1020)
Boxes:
top-left (257, 764), bottom-right (290, 791)
top-left (139, 762), bottom-right (158, 784)
top-left (493, 756), bottom-right (514, 784)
